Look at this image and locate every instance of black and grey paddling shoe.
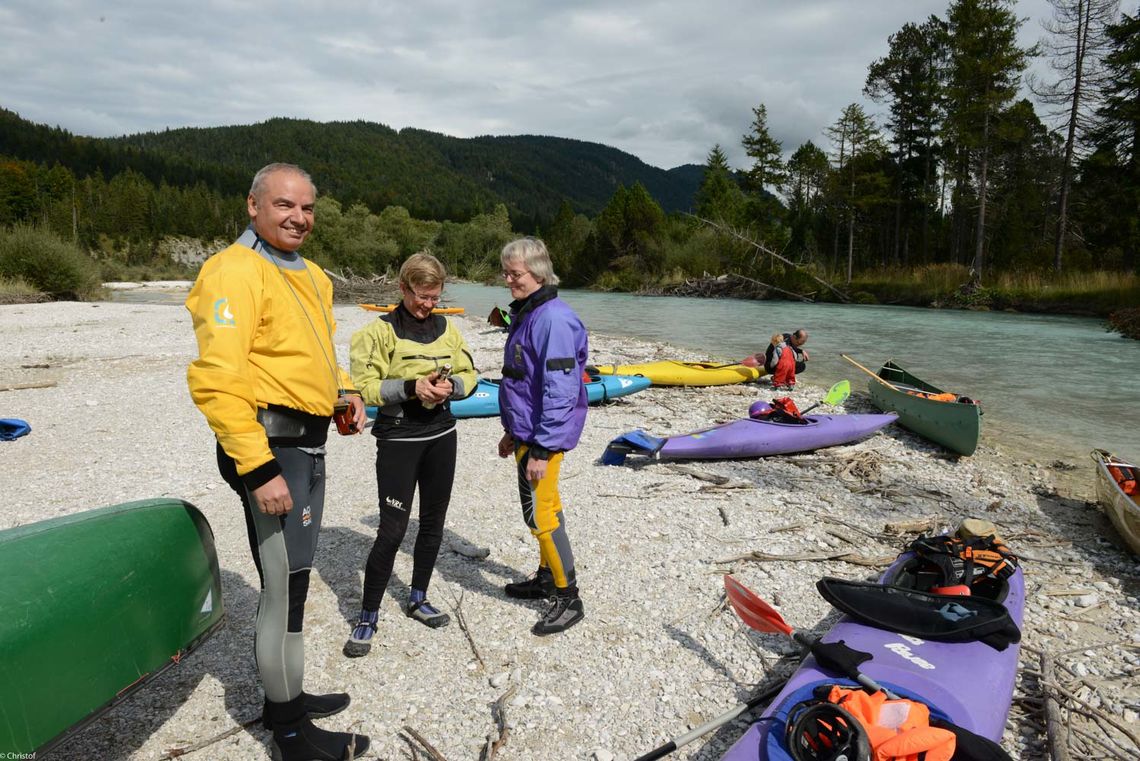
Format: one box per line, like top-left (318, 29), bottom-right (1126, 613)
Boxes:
top-left (342, 610), bottom-right (379, 658)
top-left (405, 598), bottom-right (450, 628)
top-left (532, 591), bottom-right (585, 636)
top-left (262, 691), bottom-right (351, 729)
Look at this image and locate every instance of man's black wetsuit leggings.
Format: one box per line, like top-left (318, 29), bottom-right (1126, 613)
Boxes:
top-left (218, 444), bottom-right (325, 704)
top-left (361, 430), bottom-right (456, 611)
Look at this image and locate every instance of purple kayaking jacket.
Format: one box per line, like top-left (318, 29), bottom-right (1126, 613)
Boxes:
top-left (499, 286), bottom-right (589, 454)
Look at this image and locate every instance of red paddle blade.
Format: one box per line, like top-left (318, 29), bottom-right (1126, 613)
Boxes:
top-left (724, 574), bottom-right (793, 636)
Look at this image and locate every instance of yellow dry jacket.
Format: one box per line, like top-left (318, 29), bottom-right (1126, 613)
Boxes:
top-left (186, 236), bottom-right (352, 478)
top-left (349, 310), bottom-right (476, 419)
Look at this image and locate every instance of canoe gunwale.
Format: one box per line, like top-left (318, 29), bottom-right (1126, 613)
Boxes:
top-left (37, 614), bottom-right (227, 755)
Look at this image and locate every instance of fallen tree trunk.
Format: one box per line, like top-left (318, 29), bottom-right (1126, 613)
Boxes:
top-left (688, 214), bottom-right (850, 303)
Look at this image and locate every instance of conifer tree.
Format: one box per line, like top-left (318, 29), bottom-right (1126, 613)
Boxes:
top-left (741, 104), bottom-right (787, 194)
top-left (945, 0), bottom-right (1031, 277)
top-left (694, 144), bottom-right (743, 223)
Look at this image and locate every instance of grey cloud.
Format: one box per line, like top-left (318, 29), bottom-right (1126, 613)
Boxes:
top-left (2, 0), bottom-right (1057, 169)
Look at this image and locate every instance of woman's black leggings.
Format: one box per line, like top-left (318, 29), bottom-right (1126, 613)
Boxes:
top-left (361, 430), bottom-right (457, 611)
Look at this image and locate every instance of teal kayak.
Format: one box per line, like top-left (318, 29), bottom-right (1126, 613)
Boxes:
top-left (367, 373), bottom-right (652, 420)
top-left (0, 499), bottom-right (225, 755)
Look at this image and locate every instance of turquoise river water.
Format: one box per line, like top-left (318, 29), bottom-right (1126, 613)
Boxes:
top-left (442, 281), bottom-right (1138, 471)
top-left (111, 280), bottom-right (1138, 475)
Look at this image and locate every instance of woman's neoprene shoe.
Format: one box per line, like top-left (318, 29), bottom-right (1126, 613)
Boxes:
top-left (405, 598), bottom-right (451, 628)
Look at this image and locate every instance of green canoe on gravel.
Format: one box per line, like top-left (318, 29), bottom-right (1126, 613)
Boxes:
top-left (0, 499), bottom-right (225, 755)
top-left (868, 360), bottom-right (982, 456)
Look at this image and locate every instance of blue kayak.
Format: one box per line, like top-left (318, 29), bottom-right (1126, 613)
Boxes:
top-left (366, 374), bottom-right (651, 420)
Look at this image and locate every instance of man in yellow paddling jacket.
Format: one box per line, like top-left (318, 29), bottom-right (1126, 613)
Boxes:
top-left (186, 163), bottom-right (369, 761)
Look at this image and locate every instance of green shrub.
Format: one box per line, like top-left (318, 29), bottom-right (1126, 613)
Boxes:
top-left (0, 225), bottom-right (101, 299)
top-left (0, 274), bottom-right (47, 304)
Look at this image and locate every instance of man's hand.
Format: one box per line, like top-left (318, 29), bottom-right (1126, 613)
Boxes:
top-left (525, 456), bottom-right (548, 483)
top-left (497, 432), bottom-right (514, 458)
top-left (252, 475), bottom-right (292, 515)
top-left (340, 394), bottom-right (366, 434)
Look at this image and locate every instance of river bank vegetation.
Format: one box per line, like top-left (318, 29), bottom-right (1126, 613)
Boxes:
top-left (1, 0), bottom-right (1137, 333)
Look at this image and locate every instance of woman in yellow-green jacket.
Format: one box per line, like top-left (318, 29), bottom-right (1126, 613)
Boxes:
top-left (343, 252), bottom-right (476, 657)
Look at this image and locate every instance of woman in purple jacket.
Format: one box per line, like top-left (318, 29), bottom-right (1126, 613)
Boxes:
top-left (496, 238), bottom-right (589, 635)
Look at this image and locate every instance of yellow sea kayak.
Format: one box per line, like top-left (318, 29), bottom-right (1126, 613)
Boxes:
top-left (592, 360), bottom-right (763, 386)
top-left (359, 303), bottom-right (466, 314)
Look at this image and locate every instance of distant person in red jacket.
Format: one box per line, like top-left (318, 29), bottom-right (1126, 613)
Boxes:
top-left (765, 329), bottom-right (809, 391)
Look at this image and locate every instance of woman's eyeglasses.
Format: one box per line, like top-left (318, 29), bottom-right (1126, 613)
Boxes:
top-left (501, 270), bottom-right (530, 282)
top-left (411, 291), bottom-right (442, 304)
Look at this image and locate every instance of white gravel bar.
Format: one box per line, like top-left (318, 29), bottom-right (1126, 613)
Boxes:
top-left (1, 296), bottom-right (1137, 761)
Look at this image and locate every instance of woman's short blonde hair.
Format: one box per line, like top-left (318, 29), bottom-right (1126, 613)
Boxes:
top-left (399, 251), bottom-right (447, 290)
top-left (501, 237), bottom-right (559, 286)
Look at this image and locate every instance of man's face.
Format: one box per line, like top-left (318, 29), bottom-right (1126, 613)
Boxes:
top-left (792, 332), bottom-right (808, 347)
top-left (247, 170), bottom-right (315, 252)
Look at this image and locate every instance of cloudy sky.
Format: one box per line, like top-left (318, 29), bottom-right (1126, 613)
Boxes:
top-left (2, 0), bottom-right (1056, 170)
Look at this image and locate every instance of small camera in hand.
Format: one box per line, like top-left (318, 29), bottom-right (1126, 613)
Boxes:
top-left (333, 401), bottom-right (357, 435)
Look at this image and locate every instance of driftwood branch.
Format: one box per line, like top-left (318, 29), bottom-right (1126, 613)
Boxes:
top-left (159, 717), bottom-right (261, 759)
top-left (402, 726), bottom-right (448, 761)
top-left (448, 589), bottom-right (485, 670)
top-left (480, 684), bottom-right (519, 761)
top-left (662, 271), bottom-right (814, 302)
top-left (716, 550), bottom-right (895, 567)
top-left (1041, 679), bottom-right (1140, 752)
top-left (883, 516), bottom-right (941, 535)
top-left (666, 463), bottom-right (732, 484)
top-left (1039, 651), bottom-right (1071, 761)
top-left (0, 380), bottom-right (57, 392)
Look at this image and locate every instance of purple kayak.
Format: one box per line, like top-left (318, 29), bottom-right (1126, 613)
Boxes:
top-left (601, 401), bottom-right (896, 465)
top-left (720, 555), bottom-right (1025, 760)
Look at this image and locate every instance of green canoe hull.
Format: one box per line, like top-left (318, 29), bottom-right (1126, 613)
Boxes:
top-left (867, 361), bottom-right (982, 456)
top-left (0, 499), bottom-right (225, 755)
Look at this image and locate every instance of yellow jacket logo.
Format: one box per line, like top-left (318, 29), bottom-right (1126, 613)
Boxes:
top-left (213, 298), bottom-right (235, 327)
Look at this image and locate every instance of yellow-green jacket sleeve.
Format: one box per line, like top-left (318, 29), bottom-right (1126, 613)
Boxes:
top-left (349, 320), bottom-right (396, 406)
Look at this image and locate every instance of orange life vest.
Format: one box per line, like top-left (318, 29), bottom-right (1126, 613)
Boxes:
top-left (825, 686), bottom-right (957, 761)
top-left (1109, 465), bottom-right (1138, 496)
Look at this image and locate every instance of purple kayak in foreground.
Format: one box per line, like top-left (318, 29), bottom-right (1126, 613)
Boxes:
top-left (601, 401), bottom-right (897, 465)
top-left (720, 549), bottom-right (1025, 760)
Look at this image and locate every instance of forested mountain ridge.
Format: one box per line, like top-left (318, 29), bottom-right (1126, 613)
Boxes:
top-left (96, 116), bottom-right (701, 226)
top-left (1, 109), bottom-right (701, 227)
top-left (0, 107), bottom-right (249, 195)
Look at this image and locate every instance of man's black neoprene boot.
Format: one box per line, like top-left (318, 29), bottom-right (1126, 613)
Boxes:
top-left (262, 691), bottom-right (351, 729)
top-left (267, 695), bottom-right (369, 761)
top-left (505, 566), bottom-right (555, 599)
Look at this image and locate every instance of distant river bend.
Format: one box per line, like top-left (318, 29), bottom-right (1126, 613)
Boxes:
top-left (444, 282), bottom-right (1140, 478)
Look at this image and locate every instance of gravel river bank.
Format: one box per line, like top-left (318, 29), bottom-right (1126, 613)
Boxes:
top-left (1, 297), bottom-right (1136, 760)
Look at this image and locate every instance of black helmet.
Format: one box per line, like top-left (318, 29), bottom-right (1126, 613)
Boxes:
top-left (785, 701), bottom-right (871, 761)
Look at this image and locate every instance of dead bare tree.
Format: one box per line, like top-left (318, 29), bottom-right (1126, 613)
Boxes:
top-left (1031, 0), bottom-right (1120, 272)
